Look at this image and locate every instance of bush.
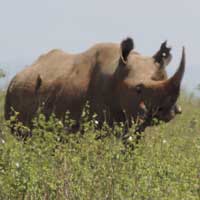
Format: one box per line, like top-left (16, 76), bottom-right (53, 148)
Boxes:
top-left (0, 69), bottom-right (5, 79)
top-left (0, 93), bottom-right (200, 199)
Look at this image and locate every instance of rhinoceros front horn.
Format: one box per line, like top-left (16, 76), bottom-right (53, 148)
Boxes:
top-left (152, 47), bottom-right (185, 98)
top-left (168, 47), bottom-right (185, 89)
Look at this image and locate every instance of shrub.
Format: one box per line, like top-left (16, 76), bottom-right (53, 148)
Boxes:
top-left (0, 93), bottom-right (200, 199)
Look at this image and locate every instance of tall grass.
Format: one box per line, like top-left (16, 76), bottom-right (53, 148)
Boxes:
top-left (0, 90), bottom-right (200, 199)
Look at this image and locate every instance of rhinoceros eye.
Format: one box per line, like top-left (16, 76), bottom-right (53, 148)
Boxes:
top-left (135, 84), bottom-right (144, 94)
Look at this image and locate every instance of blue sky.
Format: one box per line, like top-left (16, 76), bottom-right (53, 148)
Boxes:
top-left (0, 0), bottom-right (199, 92)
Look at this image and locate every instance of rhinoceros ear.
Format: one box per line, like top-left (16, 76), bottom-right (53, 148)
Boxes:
top-left (120, 37), bottom-right (134, 63)
top-left (153, 40), bottom-right (172, 66)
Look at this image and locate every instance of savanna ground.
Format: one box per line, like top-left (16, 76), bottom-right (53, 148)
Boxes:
top-left (0, 89), bottom-right (200, 200)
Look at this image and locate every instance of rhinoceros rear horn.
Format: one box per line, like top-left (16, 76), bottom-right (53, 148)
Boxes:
top-left (120, 37), bottom-right (134, 63)
top-left (169, 47), bottom-right (185, 88)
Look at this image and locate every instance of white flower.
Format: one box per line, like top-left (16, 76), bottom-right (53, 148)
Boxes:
top-left (163, 139), bottom-right (167, 144)
top-left (196, 145), bottom-right (200, 149)
top-left (94, 120), bottom-right (99, 125)
top-left (128, 136), bottom-right (133, 142)
top-left (1, 139), bottom-right (5, 144)
top-left (58, 121), bottom-right (63, 126)
top-left (16, 162), bottom-right (20, 168)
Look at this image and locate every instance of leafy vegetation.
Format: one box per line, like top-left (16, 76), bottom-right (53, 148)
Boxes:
top-left (0, 89), bottom-right (200, 199)
top-left (0, 69), bottom-right (5, 79)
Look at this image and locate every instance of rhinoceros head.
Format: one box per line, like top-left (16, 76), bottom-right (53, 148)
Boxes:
top-left (113, 37), bottom-right (185, 122)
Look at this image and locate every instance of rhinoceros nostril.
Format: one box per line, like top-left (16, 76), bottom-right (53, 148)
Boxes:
top-left (139, 101), bottom-right (147, 113)
top-left (136, 88), bottom-right (141, 94)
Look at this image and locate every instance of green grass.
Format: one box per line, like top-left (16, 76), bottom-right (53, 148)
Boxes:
top-left (0, 90), bottom-right (200, 200)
